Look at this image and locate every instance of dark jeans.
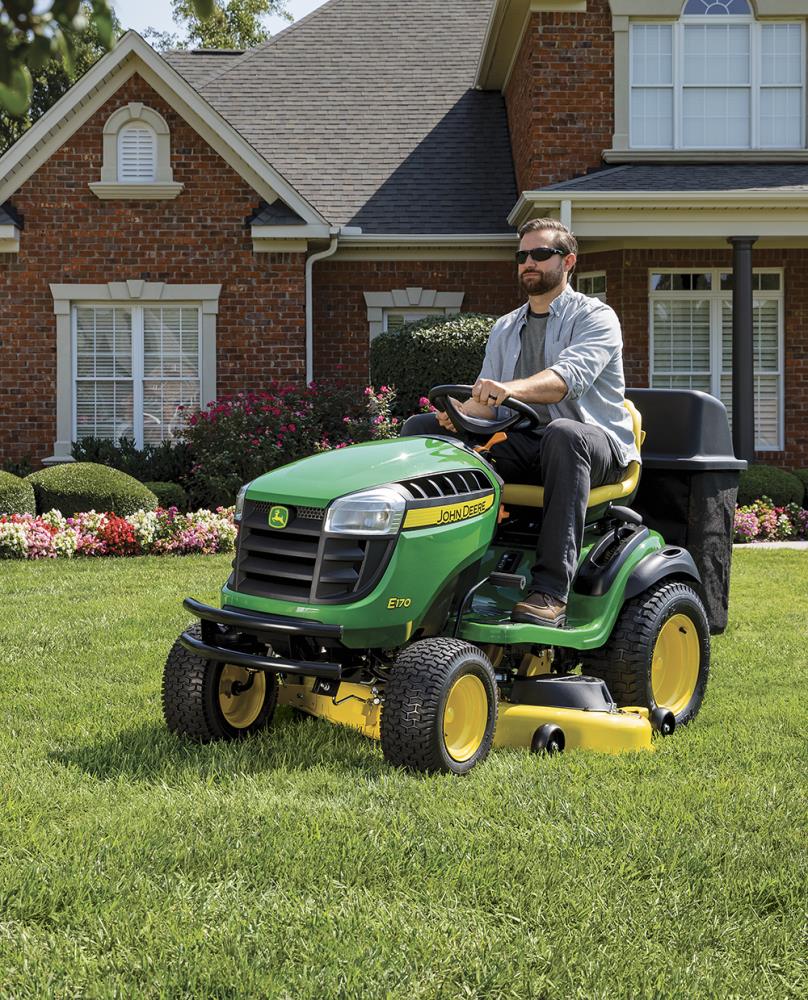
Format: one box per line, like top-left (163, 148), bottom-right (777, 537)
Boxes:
top-left (401, 413), bottom-right (626, 602)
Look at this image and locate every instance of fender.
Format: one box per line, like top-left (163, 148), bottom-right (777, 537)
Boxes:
top-left (623, 546), bottom-right (701, 602)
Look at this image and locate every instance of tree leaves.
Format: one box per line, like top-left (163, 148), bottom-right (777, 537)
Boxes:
top-left (0, 2), bottom-right (120, 153)
top-left (0, 0), bottom-right (117, 115)
top-left (146, 0), bottom-right (291, 54)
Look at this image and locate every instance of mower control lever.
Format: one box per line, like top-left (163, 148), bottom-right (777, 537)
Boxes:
top-left (610, 505), bottom-right (643, 527)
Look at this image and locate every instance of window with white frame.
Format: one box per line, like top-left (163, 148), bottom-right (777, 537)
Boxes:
top-left (364, 289), bottom-right (465, 340)
top-left (576, 272), bottom-right (607, 301)
top-left (89, 103), bottom-right (183, 200)
top-left (649, 269), bottom-right (784, 450)
top-left (630, 2), bottom-right (805, 149)
top-left (74, 304), bottom-right (201, 447)
top-left (383, 308), bottom-right (446, 333)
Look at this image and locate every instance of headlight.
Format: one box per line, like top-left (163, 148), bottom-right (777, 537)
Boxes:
top-left (325, 488), bottom-right (405, 536)
top-left (234, 482), bottom-right (252, 523)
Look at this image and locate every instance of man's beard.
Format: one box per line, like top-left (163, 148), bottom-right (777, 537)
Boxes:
top-left (520, 260), bottom-right (565, 296)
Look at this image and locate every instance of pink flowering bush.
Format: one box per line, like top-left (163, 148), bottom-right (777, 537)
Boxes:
top-left (0, 507), bottom-right (236, 560)
top-left (734, 496), bottom-right (808, 543)
top-left (183, 381), bottom-right (398, 509)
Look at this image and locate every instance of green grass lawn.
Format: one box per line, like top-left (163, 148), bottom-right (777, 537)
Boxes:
top-left (0, 550), bottom-right (806, 999)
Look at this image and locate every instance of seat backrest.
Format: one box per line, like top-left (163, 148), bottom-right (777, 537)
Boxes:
top-left (624, 397), bottom-right (645, 452)
top-left (500, 399), bottom-right (644, 510)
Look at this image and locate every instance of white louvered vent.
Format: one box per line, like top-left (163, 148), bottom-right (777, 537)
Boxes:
top-left (117, 125), bottom-right (156, 182)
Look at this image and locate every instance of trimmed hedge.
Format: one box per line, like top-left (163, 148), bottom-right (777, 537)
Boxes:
top-left (71, 436), bottom-right (193, 485)
top-left (736, 464), bottom-right (804, 507)
top-left (26, 463), bottom-right (158, 517)
top-left (370, 312), bottom-right (496, 417)
top-left (144, 481), bottom-right (188, 511)
top-left (0, 470), bottom-right (36, 516)
top-left (792, 468), bottom-right (808, 504)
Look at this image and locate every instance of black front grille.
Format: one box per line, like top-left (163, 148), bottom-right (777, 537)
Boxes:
top-left (233, 501), bottom-right (394, 603)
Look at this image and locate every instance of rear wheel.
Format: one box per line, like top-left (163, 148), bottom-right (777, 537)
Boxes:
top-left (162, 624), bottom-right (278, 741)
top-left (580, 580), bottom-right (709, 726)
top-left (381, 638), bottom-right (498, 774)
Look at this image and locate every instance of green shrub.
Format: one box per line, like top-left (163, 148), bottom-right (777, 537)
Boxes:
top-left (26, 463), bottom-right (158, 517)
top-left (370, 313), bottom-right (496, 417)
top-left (144, 481), bottom-right (188, 511)
top-left (0, 470), bottom-right (36, 515)
top-left (736, 464), bottom-right (804, 507)
top-left (182, 383), bottom-right (398, 510)
top-left (791, 468), bottom-right (808, 505)
top-left (71, 437), bottom-right (193, 485)
top-left (1, 457), bottom-right (34, 478)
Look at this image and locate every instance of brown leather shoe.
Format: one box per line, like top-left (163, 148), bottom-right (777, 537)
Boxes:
top-left (510, 592), bottom-right (567, 628)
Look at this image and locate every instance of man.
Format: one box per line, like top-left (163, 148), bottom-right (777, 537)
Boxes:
top-left (404, 217), bottom-right (639, 627)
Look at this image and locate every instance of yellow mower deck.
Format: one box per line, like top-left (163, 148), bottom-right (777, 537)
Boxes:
top-left (277, 677), bottom-right (654, 754)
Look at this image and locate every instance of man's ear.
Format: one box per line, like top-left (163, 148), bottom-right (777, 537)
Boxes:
top-left (564, 253), bottom-right (577, 275)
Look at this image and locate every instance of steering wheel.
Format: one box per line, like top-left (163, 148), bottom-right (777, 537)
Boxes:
top-left (428, 385), bottom-right (541, 437)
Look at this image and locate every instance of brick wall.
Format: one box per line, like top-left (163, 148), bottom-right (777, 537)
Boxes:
top-left (0, 73), bottom-right (306, 467)
top-left (505, 0), bottom-right (614, 192)
top-left (578, 247), bottom-right (808, 469)
top-left (312, 258), bottom-right (520, 383)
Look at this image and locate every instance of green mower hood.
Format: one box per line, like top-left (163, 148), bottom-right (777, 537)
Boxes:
top-left (246, 436), bottom-right (496, 506)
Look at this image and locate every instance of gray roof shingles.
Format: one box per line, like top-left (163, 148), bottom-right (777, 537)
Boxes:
top-left (191, 0), bottom-right (516, 234)
top-left (546, 163), bottom-right (808, 193)
top-left (164, 49), bottom-right (246, 89)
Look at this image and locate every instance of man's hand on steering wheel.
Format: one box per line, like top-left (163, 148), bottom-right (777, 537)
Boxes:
top-left (471, 378), bottom-right (512, 408)
top-left (427, 385), bottom-right (540, 437)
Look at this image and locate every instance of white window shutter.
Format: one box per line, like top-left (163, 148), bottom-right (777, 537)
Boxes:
top-left (117, 125), bottom-right (157, 182)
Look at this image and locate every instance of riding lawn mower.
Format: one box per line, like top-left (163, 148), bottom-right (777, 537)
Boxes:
top-left (162, 386), bottom-right (742, 774)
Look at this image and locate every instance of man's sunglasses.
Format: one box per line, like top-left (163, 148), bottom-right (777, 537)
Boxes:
top-left (515, 247), bottom-right (566, 265)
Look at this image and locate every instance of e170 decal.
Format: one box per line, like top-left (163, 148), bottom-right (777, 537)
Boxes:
top-left (387, 597), bottom-right (412, 609)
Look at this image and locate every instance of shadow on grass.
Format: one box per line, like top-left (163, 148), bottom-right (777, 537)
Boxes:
top-left (50, 708), bottom-right (392, 785)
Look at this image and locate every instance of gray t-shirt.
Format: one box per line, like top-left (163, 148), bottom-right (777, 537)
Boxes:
top-left (513, 310), bottom-right (552, 427)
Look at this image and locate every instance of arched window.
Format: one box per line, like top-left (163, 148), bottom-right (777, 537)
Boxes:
top-left (117, 124), bottom-right (157, 182)
top-left (90, 103), bottom-right (183, 200)
top-left (630, 2), bottom-right (804, 149)
top-left (682, 1), bottom-right (751, 13)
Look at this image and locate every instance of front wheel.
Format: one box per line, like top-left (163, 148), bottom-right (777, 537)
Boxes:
top-left (580, 580), bottom-right (710, 727)
top-left (162, 624), bottom-right (278, 741)
top-left (381, 638), bottom-right (498, 775)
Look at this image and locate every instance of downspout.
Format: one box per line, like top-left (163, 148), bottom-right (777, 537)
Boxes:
top-left (305, 226), bottom-right (340, 384)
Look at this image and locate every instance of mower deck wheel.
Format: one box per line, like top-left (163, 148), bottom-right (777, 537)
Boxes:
top-left (531, 724), bottom-right (565, 754)
top-left (162, 624), bottom-right (278, 741)
top-left (381, 638), bottom-right (498, 775)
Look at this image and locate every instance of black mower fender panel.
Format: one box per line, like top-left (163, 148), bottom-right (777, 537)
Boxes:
top-left (622, 546), bottom-right (701, 602)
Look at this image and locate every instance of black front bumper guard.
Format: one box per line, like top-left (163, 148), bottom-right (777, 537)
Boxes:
top-left (179, 597), bottom-right (344, 680)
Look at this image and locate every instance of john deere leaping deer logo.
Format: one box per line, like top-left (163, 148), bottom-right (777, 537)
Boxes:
top-left (268, 505), bottom-right (289, 529)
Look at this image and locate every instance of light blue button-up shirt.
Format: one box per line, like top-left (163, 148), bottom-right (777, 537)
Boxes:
top-left (478, 284), bottom-right (640, 467)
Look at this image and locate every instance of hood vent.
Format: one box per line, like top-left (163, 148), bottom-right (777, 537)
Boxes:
top-left (398, 469), bottom-right (492, 501)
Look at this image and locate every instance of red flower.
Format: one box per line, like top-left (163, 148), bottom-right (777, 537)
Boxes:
top-left (98, 514), bottom-right (141, 557)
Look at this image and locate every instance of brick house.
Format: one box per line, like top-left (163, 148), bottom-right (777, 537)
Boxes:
top-left (0, 0), bottom-right (806, 469)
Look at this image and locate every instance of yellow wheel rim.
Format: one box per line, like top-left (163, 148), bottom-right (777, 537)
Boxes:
top-left (651, 614), bottom-right (700, 716)
top-left (443, 674), bottom-right (489, 763)
top-left (218, 666), bottom-right (266, 729)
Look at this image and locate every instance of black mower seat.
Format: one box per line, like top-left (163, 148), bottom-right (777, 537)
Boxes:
top-left (501, 399), bottom-right (644, 509)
